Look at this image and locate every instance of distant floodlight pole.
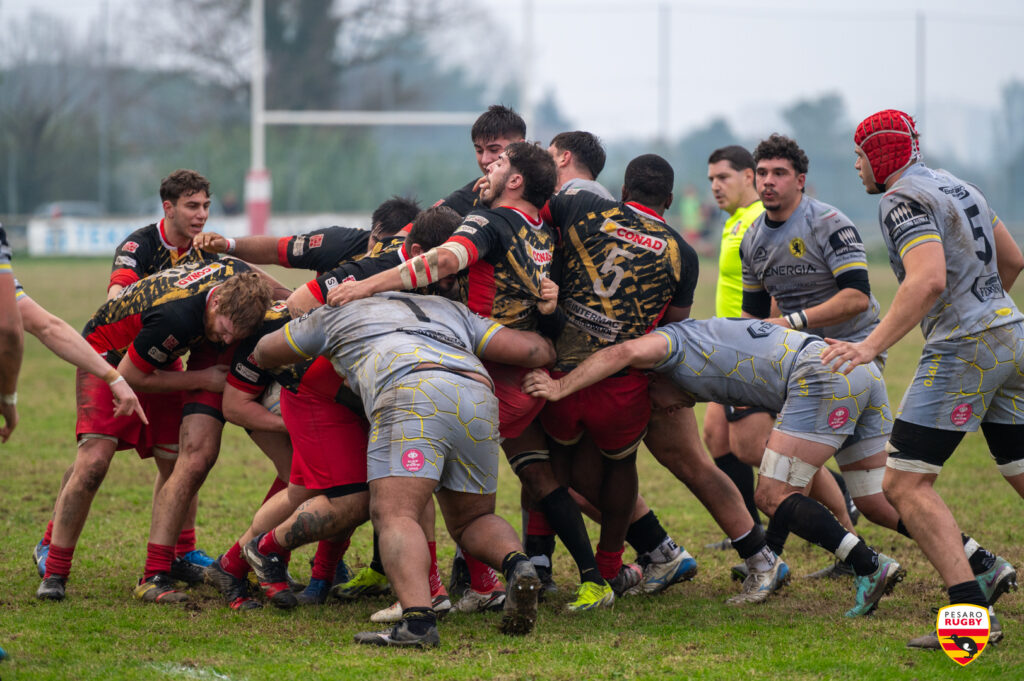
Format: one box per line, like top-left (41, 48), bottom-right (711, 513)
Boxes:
top-left (916, 11), bottom-right (925, 132)
top-left (247, 0), bottom-right (271, 236)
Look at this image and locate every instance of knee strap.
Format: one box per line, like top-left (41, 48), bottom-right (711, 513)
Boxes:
top-left (842, 467), bottom-right (885, 498)
top-left (759, 448), bottom-right (818, 488)
top-left (507, 450), bottom-right (550, 476)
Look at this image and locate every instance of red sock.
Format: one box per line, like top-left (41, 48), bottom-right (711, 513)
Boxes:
top-left (42, 519), bottom-right (54, 546)
top-left (44, 543), bottom-right (75, 579)
top-left (261, 477), bottom-right (288, 506)
top-left (311, 539), bottom-right (346, 582)
top-left (175, 527), bottom-right (197, 557)
top-left (465, 551), bottom-right (501, 592)
top-left (527, 509), bottom-right (556, 536)
top-left (221, 542), bottom-right (251, 579)
top-left (596, 547), bottom-right (625, 581)
top-left (144, 542), bottom-right (176, 579)
top-left (258, 530), bottom-right (287, 556)
top-left (428, 541), bottom-right (444, 596)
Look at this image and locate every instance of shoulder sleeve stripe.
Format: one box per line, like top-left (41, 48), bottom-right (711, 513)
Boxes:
top-left (226, 375), bottom-right (264, 394)
top-left (898, 234), bottom-right (942, 259)
top-left (283, 322), bottom-right (313, 359)
top-left (742, 282), bottom-right (765, 292)
top-left (305, 279), bottom-right (326, 304)
top-left (277, 237), bottom-right (292, 268)
top-left (109, 269), bottom-right (140, 290)
top-left (653, 329), bottom-right (674, 367)
top-left (0, 263), bottom-right (11, 275)
top-left (127, 344), bottom-right (159, 374)
top-left (831, 261), bottom-right (868, 276)
top-left (474, 322), bottom-right (504, 355)
top-left (992, 213), bottom-right (1000, 226)
top-left (448, 235), bottom-right (480, 266)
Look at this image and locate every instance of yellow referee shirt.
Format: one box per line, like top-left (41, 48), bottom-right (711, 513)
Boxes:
top-left (716, 200), bottom-right (764, 317)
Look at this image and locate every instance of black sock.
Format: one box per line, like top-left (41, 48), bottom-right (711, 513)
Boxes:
top-left (524, 533), bottom-right (556, 569)
top-left (624, 510), bottom-right (665, 556)
top-left (765, 514), bottom-right (789, 556)
top-left (539, 487), bottom-right (602, 584)
top-left (501, 551), bottom-right (530, 583)
top-left (731, 524), bottom-right (769, 561)
top-left (773, 494), bottom-right (876, 575)
top-left (948, 580), bottom-right (989, 609)
top-left (370, 531), bottom-right (384, 574)
top-left (715, 453), bottom-right (760, 526)
top-left (401, 606), bottom-right (437, 634)
top-left (962, 534), bottom-right (997, 574)
top-left (895, 519), bottom-right (912, 539)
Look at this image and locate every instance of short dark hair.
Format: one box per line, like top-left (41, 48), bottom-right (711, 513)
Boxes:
top-left (408, 206), bottom-right (461, 251)
top-left (550, 131), bottom-right (606, 179)
top-left (753, 134), bottom-right (809, 175)
top-left (471, 105), bottom-right (526, 145)
top-left (624, 154), bottom-right (674, 206)
top-left (708, 145), bottom-right (755, 172)
top-left (214, 272), bottom-right (273, 339)
top-left (372, 196), bottom-right (421, 237)
top-left (505, 141), bottom-right (558, 210)
top-left (160, 169), bottom-right (210, 203)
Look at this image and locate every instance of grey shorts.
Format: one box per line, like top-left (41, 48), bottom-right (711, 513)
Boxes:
top-left (896, 322), bottom-right (1024, 430)
top-left (776, 342), bottom-right (893, 451)
top-left (366, 370), bottom-right (500, 494)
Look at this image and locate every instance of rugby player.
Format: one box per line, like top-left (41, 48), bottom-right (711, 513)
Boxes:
top-left (254, 291), bottom-right (555, 647)
top-left (523, 317), bottom-right (906, 617)
top-left (823, 109), bottom-right (1023, 646)
top-left (0, 225), bottom-right (23, 443)
top-left (35, 262), bottom-right (271, 601)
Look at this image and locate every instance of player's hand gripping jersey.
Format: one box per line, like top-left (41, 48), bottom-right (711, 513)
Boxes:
top-left (84, 258), bottom-right (251, 372)
top-left (545, 186), bottom-right (698, 371)
top-left (740, 196), bottom-right (881, 342)
top-left (877, 163), bottom-right (1023, 341)
top-left (274, 226), bottom-right (369, 274)
top-left (110, 220), bottom-right (221, 291)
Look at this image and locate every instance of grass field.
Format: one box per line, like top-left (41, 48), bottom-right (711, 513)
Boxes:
top-left (1, 256), bottom-right (1022, 680)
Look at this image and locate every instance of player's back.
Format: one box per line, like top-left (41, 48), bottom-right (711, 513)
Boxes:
top-left (879, 164), bottom-right (1023, 341)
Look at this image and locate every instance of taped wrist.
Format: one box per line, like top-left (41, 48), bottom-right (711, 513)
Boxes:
top-left (784, 310), bottom-right (808, 330)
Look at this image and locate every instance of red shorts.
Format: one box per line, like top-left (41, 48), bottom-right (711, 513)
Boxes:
top-left (184, 341), bottom-right (237, 417)
top-left (484, 361), bottom-right (546, 440)
top-left (540, 370), bottom-right (650, 457)
top-left (75, 369), bottom-right (183, 458)
top-left (281, 385), bottom-right (369, 490)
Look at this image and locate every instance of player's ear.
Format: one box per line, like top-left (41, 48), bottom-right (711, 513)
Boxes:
top-left (620, 185), bottom-right (629, 202)
top-left (664, 193), bottom-right (673, 212)
top-left (408, 243), bottom-right (423, 257)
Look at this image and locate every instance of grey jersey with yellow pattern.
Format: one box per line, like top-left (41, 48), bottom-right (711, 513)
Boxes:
top-left (877, 163), bottom-right (1022, 342)
top-left (283, 292), bottom-right (502, 417)
top-left (652, 317), bottom-right (815, 410)
top-left (740, 196), bottom-right (881, 342)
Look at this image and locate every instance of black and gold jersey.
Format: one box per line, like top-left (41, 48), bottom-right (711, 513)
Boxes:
top-left (447, 206), bottom-right (555, 331)
top-left (110, 220), bottom-right (220, 291)
top-left (547, 189), bottom-right (698, 370)
top-left (309, 231), bottom-right (409, 302)
top-left (85, 258), bottom-right (251, 372)
top-left (274, 226), bottom-right (369, 273)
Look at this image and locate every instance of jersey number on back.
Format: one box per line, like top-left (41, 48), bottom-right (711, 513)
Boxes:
top-left (963, 203), bottom-right (992, 265)
top-left (593, 247), bottom-right (637, 298)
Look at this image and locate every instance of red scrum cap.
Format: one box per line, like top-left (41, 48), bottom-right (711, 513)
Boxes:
top-left (854, 109), bottom-right (921, 190)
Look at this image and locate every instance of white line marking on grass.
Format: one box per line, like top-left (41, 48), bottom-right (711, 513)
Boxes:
top-left (150, 663), bottom-right (233, 680)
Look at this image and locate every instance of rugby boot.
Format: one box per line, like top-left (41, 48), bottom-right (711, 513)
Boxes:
top-left (205, 558), bottom-right (261, 611)
top-left (500, 560), bottom-right (541, 636)
top-left (566, 580), bottom-right (615, 612)
top-left (179, 548), bottom-right (215, 568)
top-left (331, 565), bottom-right (390, 601)
top-left (169, 556), bottom-right (206, 586)
top-left (727, 559), bottom-right (790, 605)
top-left (977, 556), bottom-right (1017, 606)
top-left (453, 585), bottom-right (506, 612)
top-left (32, 540), bottom-right (49, 578)
top-left (627, 550), bottom-right (697, 595)
top-left (354, 617), bottom-right (441, 649)
top-left (371, 591), bottom-right (452, 624)
top-left (242, 534), bottom-right (298, 609)
top-left (804, 558), bottom-right (856, 580)
top-left (845, 554), bottom-right (905, 617)
top-left (608, 562), bottom-right (643, 597)
top-left (704, 536), bottom-right (732, 551)
top-left (535, 564), bottom-right (558, 600)
top-left (133, 573), bottom-right (189, 603)
top-left (36, 575), bottom-right (66, 601)
top-left (297, 578), bottom-right (331, 605)
top-left (448, 554), bottom-right (471, 600)
top-left (731, 563), bottom-right (748, 582)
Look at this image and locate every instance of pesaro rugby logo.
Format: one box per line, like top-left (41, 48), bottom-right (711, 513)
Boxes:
top-left (935, 604), bottom-right (990, 666)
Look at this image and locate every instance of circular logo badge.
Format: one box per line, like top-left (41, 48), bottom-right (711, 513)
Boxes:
top-left (402, 448), bottom-right (425, 472)
top-left (828, 407), bottom-right (850, 429)
top-left (950, 403), bottom-right (973, 426)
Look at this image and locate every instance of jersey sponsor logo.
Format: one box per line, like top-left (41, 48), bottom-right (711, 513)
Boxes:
top-left (828, 226), bottom-right (863, 256)
top-left (455, 225), bottom-right (478, 235)
top-left (565, 298), bottom-right (623, 343)
top-left (788, 237), bottom-right (806, 258)
top-left (122, 241), bottom-right (139, 253)
top-left (174, 262), bottom-right (223, 288)
top-left (602, 220), bottom-right (668, 255)
top-left (936, 604), bottom-right (990, 666)
top-left (751, 245), bottom-right (769, 263)
top-left (764, 263), bottom-right (817, 276)
top-left (970, 274), bottom-right (1004, 303)
top-left (234, 362), bottom-right (261, 383)
top-left (950, 403), bottom-right (973, 426)
top-left (115, 255), bottom-right (137, 267)
top-left (883, 201), bottom-right (930, 242)
top-left (162, 335), bottom-right (179, 351)
top-left (827, 407), bottom-right (850, 429)
top-left (939, 185), bottom-right (969, 200)
top-left (525, 242), bottom-right (553, 266)
top-left (309, 234), bottom-right (324, 249)
top-left (342, 275), bottom-right (356, 283)
top-left (148, 346), bottom-right (168, 363)
top-left (271, 301), bottom-right (288, 313)
top-left (745, 320), bottom-right (776, 339)
top-left (402, 448), bottom-right (425, 473)
top-left (922, 354), bottom-right (941, 387)
top-left (324, 277), bottom-right (339, 290)
top-left (463, 214), bottom-right (490, 228)
top-left (291, 236), bottom-right (306, 257)
top-left (398, 327), bottom-right (469, 351)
